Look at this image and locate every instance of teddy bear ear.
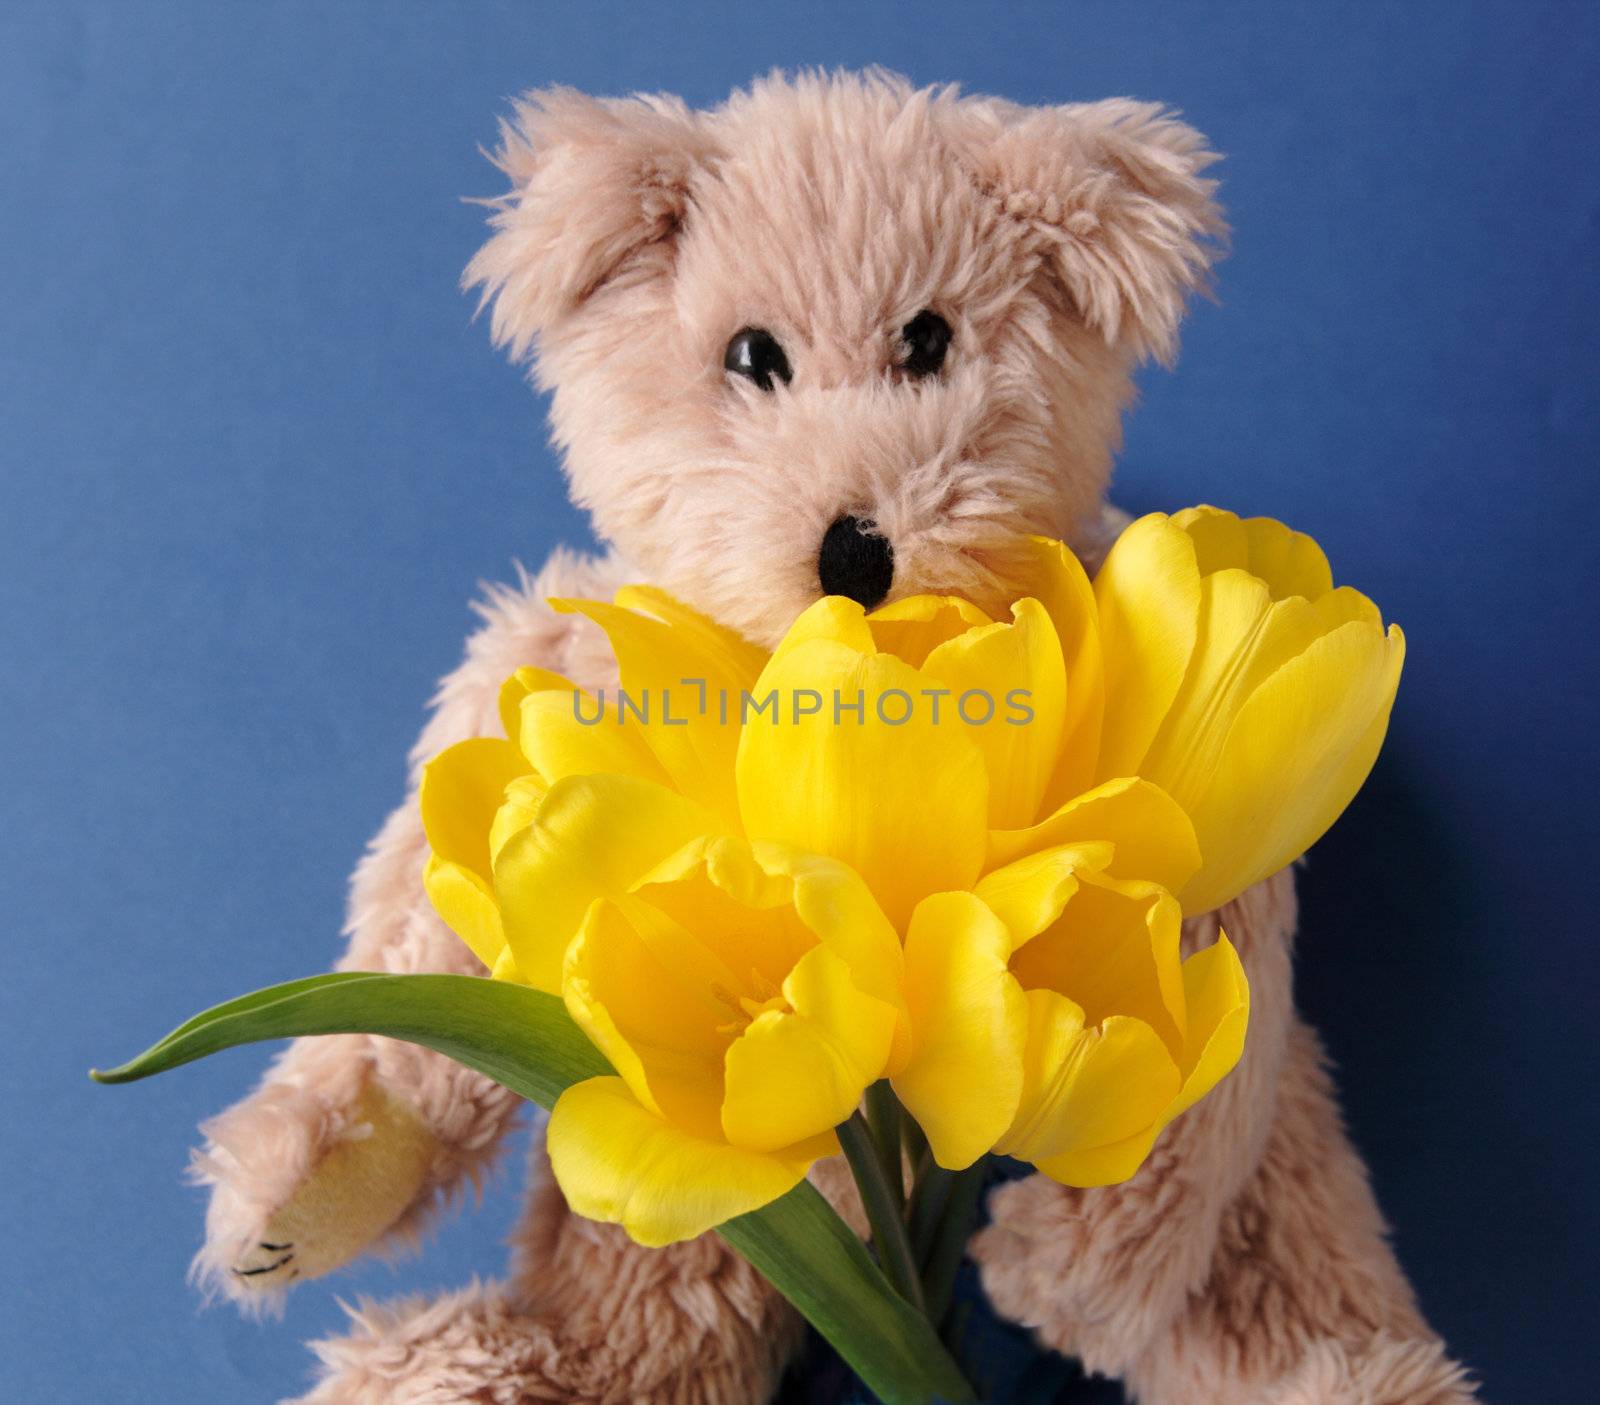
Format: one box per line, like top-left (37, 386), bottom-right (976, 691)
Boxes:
top-left (464, 88), bottom-right (716, 361)
top-left (947, 97), bottom-right (1227, 365)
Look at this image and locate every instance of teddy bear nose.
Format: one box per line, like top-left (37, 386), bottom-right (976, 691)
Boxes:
top-left (817, 515), bottom-right (894, 610)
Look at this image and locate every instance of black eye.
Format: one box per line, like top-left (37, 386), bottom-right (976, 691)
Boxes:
top-left (900, 310), bottom-right (951, 378)
top-left (723, 328), bottom-right (792, 391)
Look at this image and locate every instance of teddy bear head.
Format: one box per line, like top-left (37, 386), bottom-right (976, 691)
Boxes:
top-left (468, 69), bottom-right (1224, 644)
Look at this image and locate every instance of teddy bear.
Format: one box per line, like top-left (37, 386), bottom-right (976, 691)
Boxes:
top-left (190, 70), bottom-right (1475, 1404)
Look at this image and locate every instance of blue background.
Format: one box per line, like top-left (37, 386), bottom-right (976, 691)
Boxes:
top-left (3, 3), bottom-right (1596, 1401)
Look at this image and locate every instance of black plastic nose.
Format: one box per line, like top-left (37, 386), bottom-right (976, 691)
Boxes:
top-left (818, 515), bottom-right (894, 610)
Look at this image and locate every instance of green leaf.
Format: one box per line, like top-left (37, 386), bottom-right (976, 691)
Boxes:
top-left (92, 972), bottom-right (974, 1404)
top-left (722, 1182), bottom-right (972, 1402)
top-left (92, 972), bottom-right (609, 1106)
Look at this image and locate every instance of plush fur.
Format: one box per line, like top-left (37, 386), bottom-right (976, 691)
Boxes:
top-left (191, 71), bottom-right (1473, 1402)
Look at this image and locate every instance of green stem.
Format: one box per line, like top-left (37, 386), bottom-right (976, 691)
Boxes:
top-left (863, 1080), bottom-right (905, 1209)
top-left (900, 1107), bottom-right (929, 1173)
top-left (838, 1111), bottom-right (926, 1313)
top-left (906, 1151), bottom-right (953, 1269)
top-left (921, 1160), bottom-right (987, 1329)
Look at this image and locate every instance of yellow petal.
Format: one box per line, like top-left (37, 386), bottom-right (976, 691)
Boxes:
top-left (722, 944), bottom-right (896, 1152)
top-left (1007, 871), bottom-right (1187, 1054)
top-left (518, 686), bottom-right (670, 788)
top-left (489, 945), bottom-right (524, 982)
top-left (631, 836), bottom-right (908, 1065)
top-left (562, 897), bottom-right (727, 1137)
top-left (735, 639), bottom-right (989, 929)
top-left (1019, 537), bottom-right (1106, 809)
top-left (866, 594), bottom-right (993, 668)
top-left (1162, 933), bottom-right (1250, 1127)
top-left (1171, 506), bottom-right (1333, 602)
top-left (419, 737), bottom-right (529, 883)
top-left (552, 596), bottom-right (757, 826)
top-left (497, 665), bottom-right (578, 745)
top-left (773, 596), bottom-right (878, 663)
top-left (893, 893), bottom-right (1027, 1169)
top-left (493, 773), bottom-right (723, 992)
top-left (921, 597), bottom-right (1068, 830)
top-left (998, 999), bottom-right (1179, 1176)
top-left (987, 775), bottom-right (1200, 896)
top-left (1176, 617), bottom-right (1404, 913)
top-left (547, 1076), bottom-right (829, 1247)
top-left (613, 584), bottom-right (768, 690)
top-left (422, 853), bottom-right (506, 971)
top-left (755, 844), bottom-right (906, 1025)
top-left (488, 774), bottom-right (548, 865)
top-left (1093, 514), bottom-right (1201, 778)
top-left (972, 843), bottom-right (1107, 946)
top-left (1031, 1125), bottom-right (1164, 1188)
top-left (632, 837), bottom-right (815, 996)
top-left (1138, 571), bottom-right (1351, 806)
top-left (993, 987), bottom-right (1085, 1157)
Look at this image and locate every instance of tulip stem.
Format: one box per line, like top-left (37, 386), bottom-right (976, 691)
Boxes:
top-left (839, 1111), bottom-right (926, 1313)
top-left (901, 1111), bottom-right (929, 1176)
top-left (906, 1151), bottom-right (952, 1269)
top-left (863, 1080), bottom-right (905, 1209)
top-left (921, 1159), bottom-right (987, 1330)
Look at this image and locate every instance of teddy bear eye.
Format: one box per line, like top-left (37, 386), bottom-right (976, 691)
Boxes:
top-left (723, 328), bottom-right (792, 392)
top-left (899, 310), bottom-right (951, 378)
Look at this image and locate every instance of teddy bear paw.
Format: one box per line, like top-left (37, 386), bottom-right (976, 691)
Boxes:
top-left (191, 1079), bottom-right (436, 1307)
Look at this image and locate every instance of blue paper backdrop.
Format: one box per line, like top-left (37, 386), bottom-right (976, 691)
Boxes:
top-left (3, 3), bottom-right (1596, 1401)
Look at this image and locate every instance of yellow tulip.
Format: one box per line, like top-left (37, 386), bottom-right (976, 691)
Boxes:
top-left (896, 839), bottom-right (1248, 1185)
top-left (1095, 507), bottom-right (1405, 914)
top-left (546, 831), bottom-right (902, 1245)
top-left (419, 588), bottom-right (765, 989)
top-left (549, 586), bottom-right (768, 829)
top-left (734, 538), bottom-right (1117, 928)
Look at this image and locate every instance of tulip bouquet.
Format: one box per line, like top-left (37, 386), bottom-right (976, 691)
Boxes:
top-left (95, 508), bottom-right (1403, 1404)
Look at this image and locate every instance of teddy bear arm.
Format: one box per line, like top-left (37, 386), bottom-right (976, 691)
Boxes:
top-left (972, 871), bottom-right (1300, 1370)
top-left (189, 797), bottom-right (520, 1306)
top-left (1121, 1019), bottom-right (1476, 1404)
top-left (191, 548), bottom-right (633, 1309)
top-left (975, 869), bottom-right (1473, 1403)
